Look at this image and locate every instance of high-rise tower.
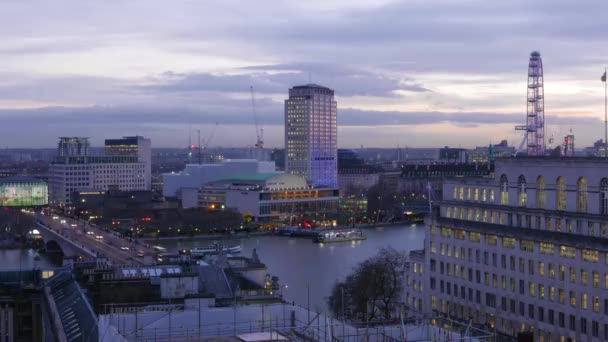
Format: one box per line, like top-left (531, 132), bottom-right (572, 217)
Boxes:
top-left (516, 51), bottom-right (545, 155)
top-left (285, 84), bottom-right (337, 187)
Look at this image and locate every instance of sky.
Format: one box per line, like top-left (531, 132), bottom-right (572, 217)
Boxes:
top-left (1, 0), bottom-right (608, 149)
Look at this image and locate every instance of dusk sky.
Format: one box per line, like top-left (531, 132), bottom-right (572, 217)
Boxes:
top-left (1, 0), bottom-right (608, 149)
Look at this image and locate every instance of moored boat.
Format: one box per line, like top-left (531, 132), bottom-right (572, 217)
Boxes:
top-left (181, 243), bottom-right (241, 255)
top-left (314, 229), bottom-right (366, 243)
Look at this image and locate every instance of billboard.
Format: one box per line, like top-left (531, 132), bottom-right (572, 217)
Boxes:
top-left (0, 181), bottom-right (48, 207)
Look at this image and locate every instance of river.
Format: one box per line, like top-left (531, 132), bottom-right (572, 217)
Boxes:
top-left (0, 248), bottom-right (58, 271)
top-left (158, 223), bottom-right (426, 310)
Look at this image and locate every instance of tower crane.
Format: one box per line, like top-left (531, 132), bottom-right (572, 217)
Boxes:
top-left (250, 86), bottom-right (264, 149)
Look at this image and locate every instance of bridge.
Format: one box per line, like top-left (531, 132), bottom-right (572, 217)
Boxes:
top-left (33, 213), bottom-right (154, 266)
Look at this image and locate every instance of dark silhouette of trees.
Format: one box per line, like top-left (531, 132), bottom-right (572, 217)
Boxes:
top-left (328, 247), bottom-right (406, 323)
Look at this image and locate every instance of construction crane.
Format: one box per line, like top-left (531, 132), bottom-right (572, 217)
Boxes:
top-left (196, 122), bottom-right (219, 164)
top-left (250, 86), bottom-right (264, 149)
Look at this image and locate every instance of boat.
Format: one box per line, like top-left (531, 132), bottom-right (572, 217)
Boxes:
top-left (314, 229), bottom-right (367, 243)
top-left (186, 244), bottom-right (241, 255)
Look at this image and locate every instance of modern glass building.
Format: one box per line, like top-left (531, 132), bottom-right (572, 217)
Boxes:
top-left (0, 176), bottom-right (48, 207)
top-left (285, 84), bottom-right (337, 188)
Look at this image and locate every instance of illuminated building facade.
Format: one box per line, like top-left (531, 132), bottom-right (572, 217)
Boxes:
top-left (285, 84), bottom-right (337, 188)
top-left (0, 176), bottom-right (48, 207)
top-left (58, 137), bottom-right (90, 157)
top-left (198, 173), bottom-right (339, 224)
top-left (406, 157), bottom-right (608, 341)
top-left (105, 136), bottom-right (152, 189)
top-left (49, 136), bottom-right (151, 206)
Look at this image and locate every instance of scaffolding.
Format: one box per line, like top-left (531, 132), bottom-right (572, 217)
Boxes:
top-left (98, 303), bottom-right (495, 342)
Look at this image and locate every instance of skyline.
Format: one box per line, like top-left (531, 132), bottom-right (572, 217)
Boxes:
top-left (2, 1), bottom-right (608, 148)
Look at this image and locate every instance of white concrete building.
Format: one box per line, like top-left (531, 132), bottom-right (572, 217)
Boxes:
top-left (198, 173), bottom-right (339, 223)
top-left (49, 136), bottom-right (151, 206)
top-left (162, 159), bottom-right (276, 198)
top-left (285, 84), bottom-right (337, 188)
top-left (406, 157), bottom-right (608, 341)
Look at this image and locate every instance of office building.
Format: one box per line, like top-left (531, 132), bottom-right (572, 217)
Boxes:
top-left (49, 136), bottom-right (151, 206)
top-left (285, 84), bottom-right (337, 188)
top-left (57, 137), bottom-right (90, 157)
top-left (105, 136), bottom-right (152, 189)
top-left (405, 157), bottom-right (608, 341)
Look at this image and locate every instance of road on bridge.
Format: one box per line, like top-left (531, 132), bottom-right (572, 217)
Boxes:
top-left (34, 213), bottom-right (157, 266)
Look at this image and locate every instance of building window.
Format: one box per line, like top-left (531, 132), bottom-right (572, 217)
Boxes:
top-left (500, 174), bottom-right (509, 205)
top-left (485, 234), bottom-right (497, 245)
top-left (593, 271), bottom-right (599, 287)
top-left (570, 290), bottom-right (576, 307)
top-left (520, 240), bottom-right (534, 252)
top-left (556, 176), bottom-right (566, 211)
top-left (560, 246), bottom-right (576, 258)
top-left (536, 175), bottom-right (546, 209)
top-left (582, 249), bottom-right (599, 262)
top-left (600, 178), bottom-right (608, 214)
top-left (593, 296), bottom-right (600, 313)
top-left (502, 237), bottom-right (515, 249)
top-left (577, 177), bottom-right (588, 213)
top-left (539, 242), bottom-right (554, 255)
top-left (518, 175), bottom-right (527, 207)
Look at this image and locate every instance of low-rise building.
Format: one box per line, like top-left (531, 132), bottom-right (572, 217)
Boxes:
top-left (162, 159), bottom-right (276, 199)
top-left (197, 173), bottom-right (339, 224)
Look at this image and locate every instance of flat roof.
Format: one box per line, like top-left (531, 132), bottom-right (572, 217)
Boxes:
top-left (0, 176), bottom-right (46, 184)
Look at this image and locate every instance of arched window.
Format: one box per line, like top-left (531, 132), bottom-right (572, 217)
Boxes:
top-left (518, 175), bottom-right (527, 207)
top-left (536, 176), bottom-right (546, 209)
top-left (576, 177), bottom-right (588, 213)
top-left (600, 178), bottom-right (608, 215)
top-left (500, 174), bottom-right (509, 205)
top-left (556, 176), bottom-right (566, 211)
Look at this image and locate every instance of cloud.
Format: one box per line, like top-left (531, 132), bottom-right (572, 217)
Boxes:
top-left (142, 62), bottom-right (429, 97)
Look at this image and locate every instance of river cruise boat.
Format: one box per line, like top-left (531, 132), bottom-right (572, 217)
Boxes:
top-left (180, 244), bottom-right (242, 255)
top-left (314, 229), bottom-right (366, 243)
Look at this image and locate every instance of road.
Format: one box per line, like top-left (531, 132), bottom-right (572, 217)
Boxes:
top-left (34, 213), bottom-right (158, 265)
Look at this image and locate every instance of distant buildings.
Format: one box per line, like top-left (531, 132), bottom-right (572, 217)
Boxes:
top-left (405, 157), bottom-right (608, 341)
top-left (49, 136), bottom-right (151, 206)
top-left (467, 140), bottom-right (515, 163)
top-left (285, 84), bottom-right (337, 188)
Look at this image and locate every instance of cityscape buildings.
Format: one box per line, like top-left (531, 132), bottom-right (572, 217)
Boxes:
top-left (198, 173), bottom-right (339, 224)
top-left (48, 136), bottom-right (151, 206)
top-left (406, 157), bottom-right (608, 341)
top-left (285, 84), bottom-right (338, 188)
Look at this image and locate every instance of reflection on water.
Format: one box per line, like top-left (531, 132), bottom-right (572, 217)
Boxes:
top-left (159, 224), bottom-right (425, 309)
top-left (0, 249), bottom-right (59, 271)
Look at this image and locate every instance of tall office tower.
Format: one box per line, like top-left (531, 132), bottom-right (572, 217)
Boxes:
top-left (404, 157), bottom-right (608, 341)
top-left (105, 136), bottom-right (152, 189)
top-left (58, 137), bottom-right (89, 157)
top-left (285, 84), bottom-right (337, 187)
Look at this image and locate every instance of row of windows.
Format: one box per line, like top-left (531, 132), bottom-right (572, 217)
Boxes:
top-left (431, 244), bottom-right (608, 286)
top-left (432, 227), bottom-right (606, 262)
top-left (431, 294), bottom-right (608, 339)
top-left (452, 175), bottom-right (608, 214)
top-left (444, 206), bottom-right (608, 237)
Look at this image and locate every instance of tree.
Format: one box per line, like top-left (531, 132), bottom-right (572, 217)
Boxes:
top-left (328, 248), bottom-right (406, 323)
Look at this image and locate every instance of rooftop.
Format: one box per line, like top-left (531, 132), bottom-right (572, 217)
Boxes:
top-left (216, 173), bottom-right (278, 182)
top-left (0, 175), bottom-right (46, 184)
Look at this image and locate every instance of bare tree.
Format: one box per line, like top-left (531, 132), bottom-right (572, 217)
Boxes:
top-left (328, 247), bottom-right (406, 323)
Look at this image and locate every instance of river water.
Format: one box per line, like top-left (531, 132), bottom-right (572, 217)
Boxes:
top-left (0, 248), bottom-right (58, 271)
top-left (158, 223), bottom-right (426, 310)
